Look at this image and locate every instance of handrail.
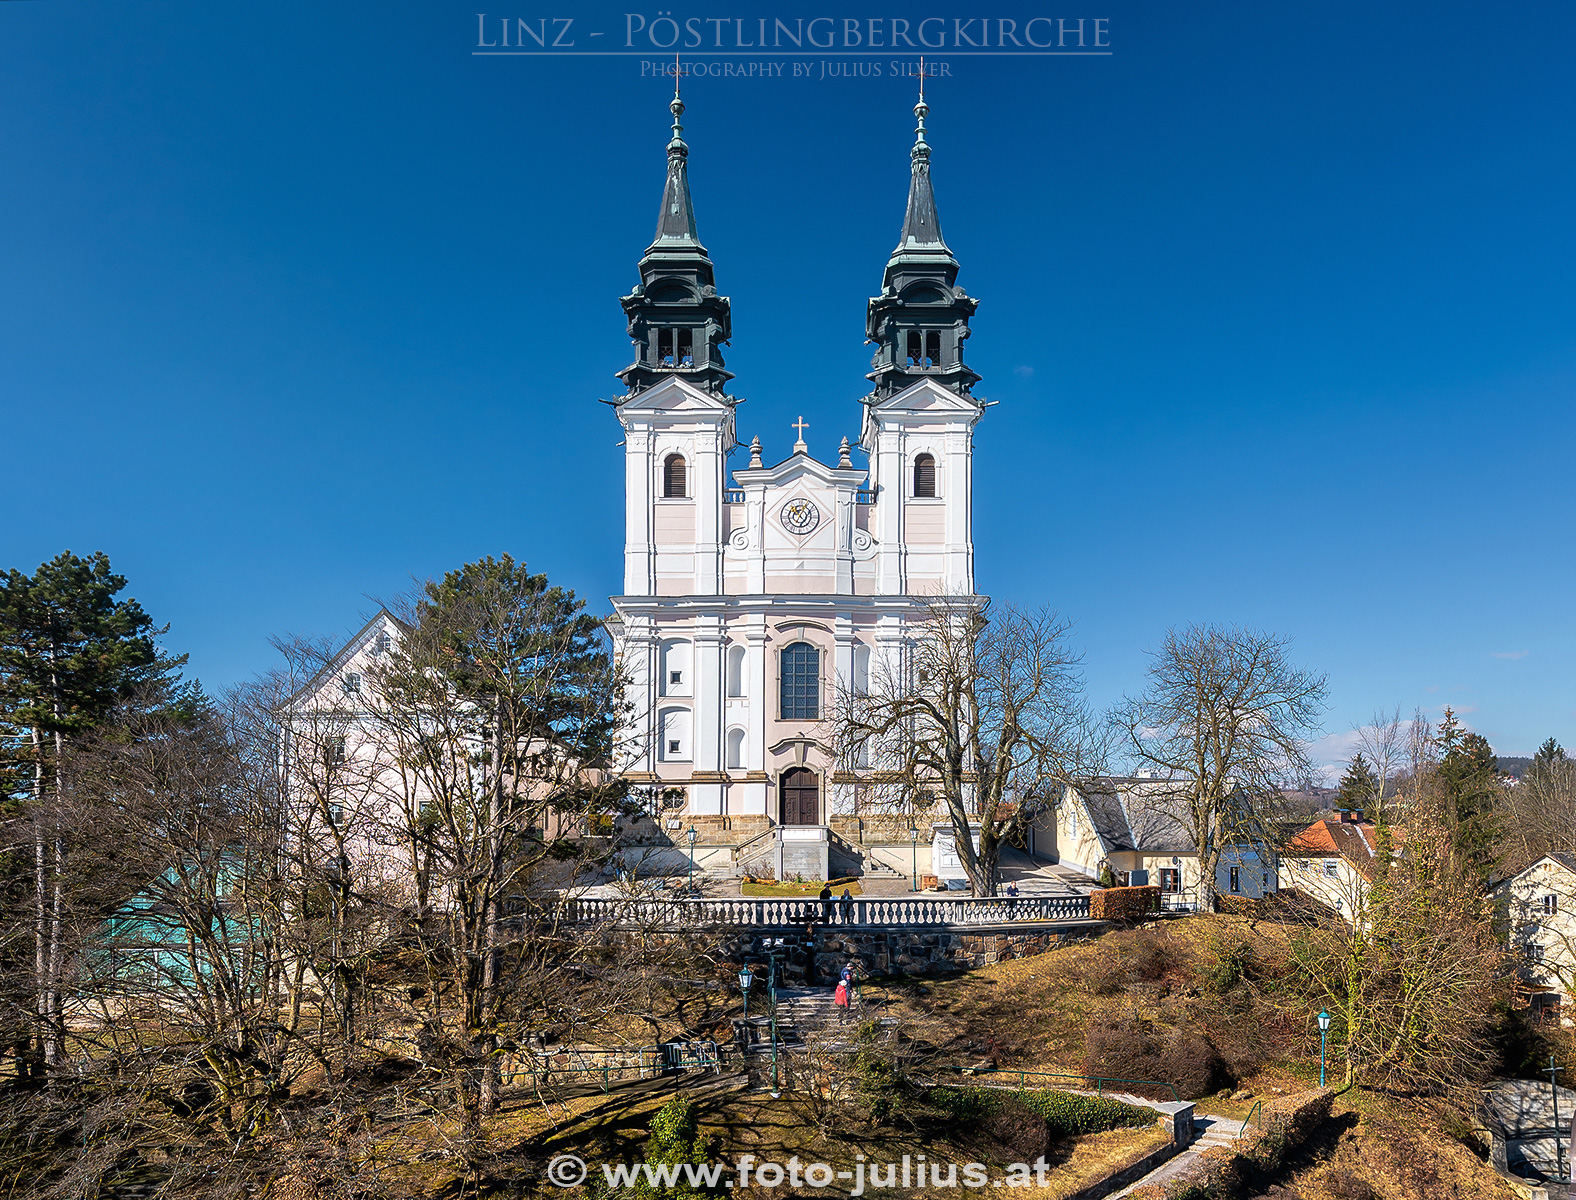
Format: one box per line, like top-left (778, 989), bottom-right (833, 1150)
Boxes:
top-left (1236, 1099), bottom-right (1263, 1139)
top-left (562, 894), bottom-right (1094, 929)
top-left (731, 826), bottom-right (777, 863)
top-left (939, 1066), bottom-right (1180, 1104)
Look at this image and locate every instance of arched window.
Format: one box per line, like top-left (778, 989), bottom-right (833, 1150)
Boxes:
top-left (658, 707), bottom-right (690, 762)
top-left (726, 643), bottom-right (746, 698)
top-left (663, 454), bottom-right (687, 498)
top-left (913, 453), bottom-right (937, 498)
top-left (726, 727), bottom-right (746, 770)
top-left (779, 641), bottom-right (820, 721)
top-left (660, 639), bottom-right (691, 696)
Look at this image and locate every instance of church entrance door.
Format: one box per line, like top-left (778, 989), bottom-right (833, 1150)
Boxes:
top-left (780, 767), bottom-right (819, 826)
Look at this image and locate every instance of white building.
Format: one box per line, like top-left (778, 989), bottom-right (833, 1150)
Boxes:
top-left (1497, 853), bottom-right (1576, 1023)
top-left (605, 87), bottom-right (986, 882)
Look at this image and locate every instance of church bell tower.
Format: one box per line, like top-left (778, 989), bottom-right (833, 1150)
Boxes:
top-left (617, 88), bottom-right (734, 397)
top-left (865, 89), bottom-right (980, 401)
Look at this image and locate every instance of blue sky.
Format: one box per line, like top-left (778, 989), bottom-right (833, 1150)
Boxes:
top-left (2, 1), bottom-right (1573, 766)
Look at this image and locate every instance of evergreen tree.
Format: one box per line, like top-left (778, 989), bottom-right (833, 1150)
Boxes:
top-left (0, 551), bottom-right (188, 1070)
top-left (1336, 753), bottom-right (1380, 813)
top-left (1533, 737), bottom-right (1566, 773)
top-left (1434, 708), bottom-right (1502, 881)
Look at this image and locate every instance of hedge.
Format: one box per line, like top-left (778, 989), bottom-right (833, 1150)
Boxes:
top-left (1091, 886), bottom-right (1161, 923)
top-left (933, 1087), bottom-right (1154, 1139)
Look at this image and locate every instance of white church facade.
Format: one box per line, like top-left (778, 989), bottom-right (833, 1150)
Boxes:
top-left (606, 84), bottom-right (987, 882)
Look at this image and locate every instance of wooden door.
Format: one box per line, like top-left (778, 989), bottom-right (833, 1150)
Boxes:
top-left (781, 768), bottom-right (819, 826)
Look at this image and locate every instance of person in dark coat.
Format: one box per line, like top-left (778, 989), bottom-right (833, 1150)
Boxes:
top-left (818, 883), bottom-right (833, 922)
top-left (839, 887), bottom-right (855, 925)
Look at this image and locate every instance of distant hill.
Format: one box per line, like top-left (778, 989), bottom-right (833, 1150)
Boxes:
top-left (1497, 756), bottom-right (1533, 779)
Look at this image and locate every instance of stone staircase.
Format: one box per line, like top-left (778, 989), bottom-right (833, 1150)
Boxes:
top-left (1109, 1114), bottom-right (1238, 1198)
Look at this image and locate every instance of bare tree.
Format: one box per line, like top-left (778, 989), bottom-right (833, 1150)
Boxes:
top-left (355, 557), bottom-right (634, 1131)
top-left (1351, 706), bottom-right (1407, 824)
top-left (1285, 767), bottom-right (1507, 1095)
top-left (1113, 624), bottom-right (1327, 911)
top-left (829, 600), bottom-right (1102, 896)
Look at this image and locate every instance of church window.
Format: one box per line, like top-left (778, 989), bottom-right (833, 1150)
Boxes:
top-left (663, 454), bottom-right (687, 498)
top-left (677, 329), bottom-right (693, 366)
top-left (341, 672), bottom-right (362, 695)
top-left (660, 640), bottom-right (691, 696)
top-left (658, 708), bottom-right (690, 762)
top-left (657, 328), bottom-right (694, 367)
top-left (780, 642), bottom-right (820, 721)
top-left (906, 330), bottom-right (922, 365)
top-left (913, 453), bottom-right (937, 498)
top-left (726, 726), bottom-right (746, 769)
top-left (726, 644), bottom-right (746, 697)
top-left (925, 331), bottom-right (941, 365)
top-left (326, 737), bottom-right (347, 767)
top-left (852, 645), bottom-right (871, 695)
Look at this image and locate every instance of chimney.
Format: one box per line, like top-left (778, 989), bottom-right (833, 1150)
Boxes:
top-left (1341, 809), bottom-right (1363, 824)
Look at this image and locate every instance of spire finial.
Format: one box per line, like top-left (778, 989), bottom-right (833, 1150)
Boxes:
top-left (838, 436), bottom-right (852, 468)
top-left (669, 55), bottom-right (687, 155)
top-left (792, 415), bottom-right (809, 455)
top-left (749, 435), bottom-right (763, 468)
top-left (913, 58), bottom-right (930, 159)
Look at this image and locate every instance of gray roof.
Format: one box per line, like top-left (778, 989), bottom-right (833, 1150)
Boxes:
top-left (1079, 785), bottom-right (1196, 856)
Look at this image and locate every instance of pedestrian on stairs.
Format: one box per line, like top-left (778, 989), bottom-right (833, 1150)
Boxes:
top-left (834, 977), bottom-right (851, 1024)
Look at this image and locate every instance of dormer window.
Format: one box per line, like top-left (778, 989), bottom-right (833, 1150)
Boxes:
top-left (913, 453), bottom-right (937, 498)
top-left (341, 673), bottom-right (362, 695)
top-left (663, 454), bottom-right (687, 498)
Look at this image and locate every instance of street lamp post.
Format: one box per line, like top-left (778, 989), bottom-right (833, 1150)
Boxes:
top-left (909, 825), bottom-right (920, 892)
top-left (1317, 1010), bottom-right (1331, 1088)
top-left (685, 825), bottom-right (698, 893)
top-left (1548, 1054), bottom-right (1564, 1183)
top-left (767, 950), bottom-right (781, 1098)
top-left (739, 965), bottom-right (754, 1023)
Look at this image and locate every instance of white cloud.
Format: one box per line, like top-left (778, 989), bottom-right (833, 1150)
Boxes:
top-left (1013, 365), bottom-right (1034, 378)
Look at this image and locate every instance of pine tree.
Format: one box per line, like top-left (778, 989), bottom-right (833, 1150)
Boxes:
top-left (0, 551), bottom-right (187, 1070)
top-left (1533, 737), bottom-right (1566, 773)
top-left (1336, 753), bottom-right (1380, 814)
top-left (1434, 708), bottom-right (1502, 882)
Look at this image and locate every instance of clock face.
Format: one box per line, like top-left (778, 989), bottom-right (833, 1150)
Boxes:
top-left (779, 497), bottom-right (820, 535)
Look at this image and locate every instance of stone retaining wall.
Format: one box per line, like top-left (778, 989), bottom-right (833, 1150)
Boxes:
top-left (723, 923), bottom-right (1087, 981)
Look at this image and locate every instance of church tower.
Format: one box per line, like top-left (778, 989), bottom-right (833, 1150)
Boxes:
top-left (609, 85), bottom-right (986, 882)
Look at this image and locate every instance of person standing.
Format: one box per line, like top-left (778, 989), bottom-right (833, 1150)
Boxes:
top-left (834, 977), bottom-right (851, 1024)
top-left (839, 886), bottom-right (855, 925)
top-left (818, 882), bottom-right (834, 923)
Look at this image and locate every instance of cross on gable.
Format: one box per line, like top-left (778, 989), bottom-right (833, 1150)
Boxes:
top-left (792, 416), bottom-right (809, 440)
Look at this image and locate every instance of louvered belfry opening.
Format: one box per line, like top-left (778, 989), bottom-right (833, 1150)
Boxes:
top-left (663, 453), bottom-right (687, 498)
top-left (914, 453), bottom-right (937, 498)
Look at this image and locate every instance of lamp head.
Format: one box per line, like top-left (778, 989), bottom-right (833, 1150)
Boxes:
top-left (1317, 1010), bottom-right (1331, 1031)
top-left (739, 966), bottom-right (753, 990)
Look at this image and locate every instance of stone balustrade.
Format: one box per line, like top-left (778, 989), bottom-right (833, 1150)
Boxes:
top-left (559, 893), bottom-right (1092, 929)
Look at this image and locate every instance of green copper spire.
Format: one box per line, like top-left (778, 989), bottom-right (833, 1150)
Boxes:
top-left (618, 80), bottom-right (734, 398)
top-left (653, 76), bottom-right (701, 248)
top-left (866, 81), bottom-right (979, 402)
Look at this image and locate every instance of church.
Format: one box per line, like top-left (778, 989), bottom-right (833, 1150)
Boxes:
top-left (608, 81), bottom-right (987, 884)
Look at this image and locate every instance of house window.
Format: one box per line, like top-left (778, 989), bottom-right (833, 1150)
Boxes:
top-left (913, 453), bottom-right (937, 498)
top-left (1229, 865), bottom-right (1241, 894)
top-left (326, 737), bottom-right (347, 766)
top-left (663, 454), bottom-right (687, 498)
top-left (1529, 943), bottom-right (1547, 963)
top-left (341, 673), bottom-right (361, 695)
top-left (1262, 871), bottom-right (1270, 891)
top-left (328, 803), bottom-right (344, 827)
top-left (1323, 860), bottom-right (1339, 879)
top-left (1544, 894), bottom-right (1559, 915)
top-left (1159, 868), bottom-right (1181, 893)
top-left (779, 641), bottom-right (820, 721)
